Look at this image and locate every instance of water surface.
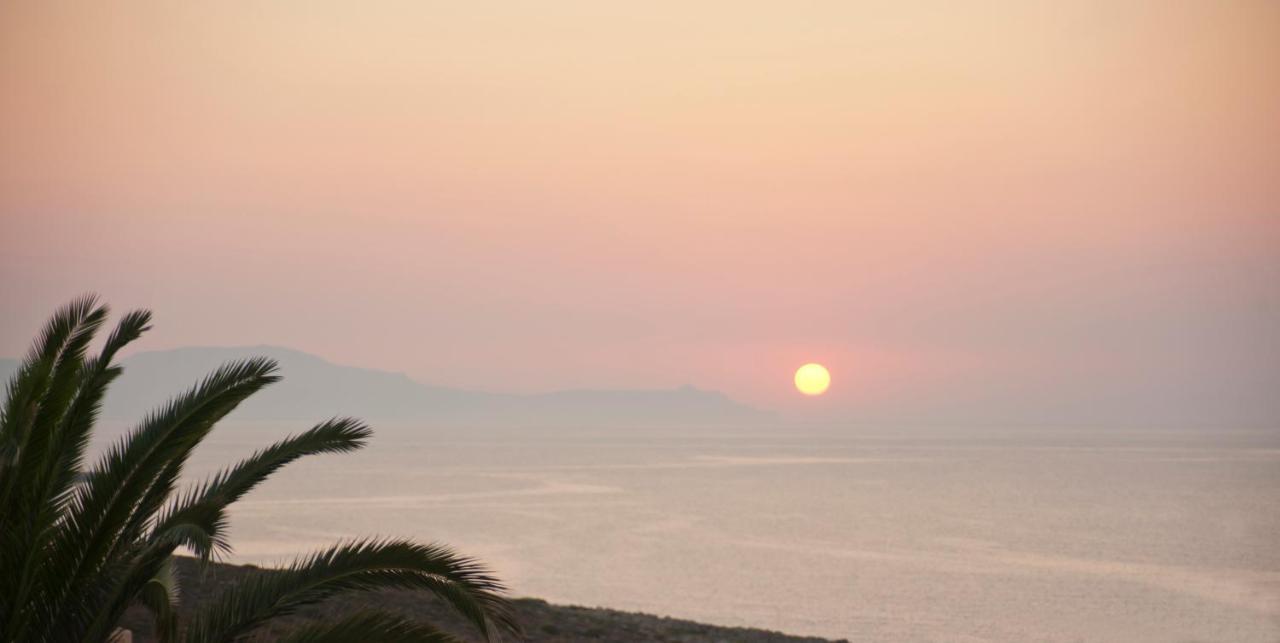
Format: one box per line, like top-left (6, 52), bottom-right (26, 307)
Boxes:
top-left (126, 423), bottom-right (1280, 642)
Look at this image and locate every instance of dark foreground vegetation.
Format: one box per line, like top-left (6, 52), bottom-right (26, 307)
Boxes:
top-left (120, 557), bottom-right (843, 643)
top-left (1, 297), bottom-right (512, 642)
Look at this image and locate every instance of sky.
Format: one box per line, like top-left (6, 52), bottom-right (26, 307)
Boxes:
top-left (1, 1), bottom-right (1277, 425)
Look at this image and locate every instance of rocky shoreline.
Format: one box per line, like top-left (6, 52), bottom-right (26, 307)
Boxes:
top-left (119, 557), bottom-right (845, 642)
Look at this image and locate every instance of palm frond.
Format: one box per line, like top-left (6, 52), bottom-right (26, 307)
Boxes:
top-left (28, 310), bottom-right (151, 547)
top-left (27, 301), bottom-right (107, 448)
top-left (0, 294), bottom-right (104, 504)
top-left (0, 294), bottom-right (107, 639)
top-left (79, 420), bottom-right (371, 642)
top-left (76, 542), bottom-right (175, 643)
top-left (152, 418), bottom-right (370, 560)
top-left (182, 539), bottom-right (517, 643)
top-left (137, 556), bottom-right (181, 643)
top-left (276, 610), bottom-right (468, 643)
top-left (44, 358), bottom-right (279, 637)
top-left (5, 298), bottom-right (106, 524)
top-left (2, 298), bottom-right (517, 643)
top-left (35, 310), bottom-right (153, 533)
top-left (0, 294), bottom-right (100, 458)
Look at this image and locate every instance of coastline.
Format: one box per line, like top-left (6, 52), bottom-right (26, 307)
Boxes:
top-left (120, 557), bottom-right (846, 642)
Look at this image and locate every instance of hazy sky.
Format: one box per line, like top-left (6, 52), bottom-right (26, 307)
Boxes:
top-left (2, 1), bottom-right (1277, 424)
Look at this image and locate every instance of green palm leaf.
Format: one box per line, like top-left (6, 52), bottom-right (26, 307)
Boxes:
top-left (153, 418), bottom-right (371, 561)
top-left (277, 610), bottom-right (467, 643)
top-left (0, 297), bottom-right (516, 642)
top-left (183, 538), bottom-right (517, 643)
top-left (43, 358), bottom-right (281, 640)
top-left (0, 295), bottom-right (111, 640)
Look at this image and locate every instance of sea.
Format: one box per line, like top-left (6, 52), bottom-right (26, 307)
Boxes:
top-left (117, 422), bottom-right (1280, 642)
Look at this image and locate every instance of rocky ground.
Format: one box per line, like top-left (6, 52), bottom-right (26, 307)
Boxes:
top-left (119, 557), bottom-right (845, 642)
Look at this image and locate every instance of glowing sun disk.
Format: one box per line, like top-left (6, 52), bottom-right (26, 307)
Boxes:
top-left (794, 363), bottom-right (831, 396)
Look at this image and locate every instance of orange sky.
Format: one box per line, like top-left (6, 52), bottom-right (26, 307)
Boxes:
top-left (2, 1), bottom-right (1277, 423)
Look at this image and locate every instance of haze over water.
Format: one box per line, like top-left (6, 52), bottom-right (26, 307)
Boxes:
top-left (151, 422), bottom-right (1280, 642)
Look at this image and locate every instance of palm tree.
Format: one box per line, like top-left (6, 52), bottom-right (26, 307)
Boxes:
top-left (0, 296), bottom-right (518, 642)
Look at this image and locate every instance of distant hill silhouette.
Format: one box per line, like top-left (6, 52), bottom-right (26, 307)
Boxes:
top-left (0, 348), bottom-right (769, 427)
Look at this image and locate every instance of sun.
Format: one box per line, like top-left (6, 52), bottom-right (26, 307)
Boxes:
top-left (794, 363), bottom-right (831, 396)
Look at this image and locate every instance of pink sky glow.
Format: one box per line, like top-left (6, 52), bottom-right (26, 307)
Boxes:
top-left (2, 1), bottom-right (1277, 423)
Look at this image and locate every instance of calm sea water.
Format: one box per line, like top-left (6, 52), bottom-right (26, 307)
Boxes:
top-left (117, 423), bottom-right (1280, 642)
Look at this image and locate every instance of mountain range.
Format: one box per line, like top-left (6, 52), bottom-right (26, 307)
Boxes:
top-left (0, 347), bottom-right (770, 427)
